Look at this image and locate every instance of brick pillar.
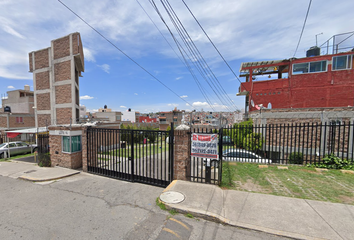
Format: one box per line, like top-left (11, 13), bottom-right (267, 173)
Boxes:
top-left (173, 129), bottom-right (191, 181)
top-left (81, 127), bottom-right (88, 172)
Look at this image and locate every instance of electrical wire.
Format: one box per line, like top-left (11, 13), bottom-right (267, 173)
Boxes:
top-left (154, 0), bottom-right (235, 111)
top-left (57, 0), bottom-right (195, 109)
top-left (136, 0), bottom-right (216, 111)
top-left (293, 0), bottom-right (312, 58)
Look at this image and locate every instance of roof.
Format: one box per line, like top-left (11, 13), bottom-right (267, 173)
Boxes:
top-left (239, 59), bottom-right (290, 76)
top-left (6, 127), bottom-right (48, 134)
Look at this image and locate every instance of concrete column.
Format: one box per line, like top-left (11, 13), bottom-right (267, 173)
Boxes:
top-left (173, 129), bottom-right (191, 181)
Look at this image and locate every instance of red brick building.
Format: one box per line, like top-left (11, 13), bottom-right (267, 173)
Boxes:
top-left (237, 33), bottom-right (354, 115)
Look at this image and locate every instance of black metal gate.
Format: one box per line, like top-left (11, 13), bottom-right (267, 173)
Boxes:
top-left (38, 133), bottom-right (51, 167)
top-left (87, 126), bottom-right (174, 187)
top-left (189, 127), bottom-right (222, 185)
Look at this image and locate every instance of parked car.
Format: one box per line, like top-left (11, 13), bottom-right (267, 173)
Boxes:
top-left (0, 141), bottom-right (37, 159)
top-left (203, 148), bottom-right (271, 167)
top-left (222, 149), bottom-right (271, 163)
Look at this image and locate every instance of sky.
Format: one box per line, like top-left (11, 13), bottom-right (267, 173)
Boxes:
top-left (0, 0), bottom-right (353, 114)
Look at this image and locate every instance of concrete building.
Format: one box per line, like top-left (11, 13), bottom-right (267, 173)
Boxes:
top-left (1, 85), bottom-right (34, 114)
top-left (237, 32), bottom-right (354, 117)
top-left (79, 105), bottom-right (87, 118)
top-left (122, 109), bottom-right (140, 123)
top-left (92, 105), bottom-right (122, 122)
top-left (29, 32), bottom-right (84, 127)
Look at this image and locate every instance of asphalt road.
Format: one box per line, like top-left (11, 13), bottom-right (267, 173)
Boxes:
top-left (0, 173), bottom-right (290, 240)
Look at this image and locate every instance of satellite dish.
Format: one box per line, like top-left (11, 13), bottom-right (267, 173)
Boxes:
top-left (251, 100), bottom-right (255, 107)
top-left (268, 103), bottom-right (272, 109)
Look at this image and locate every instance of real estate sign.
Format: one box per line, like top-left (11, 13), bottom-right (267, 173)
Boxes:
top-left (191, 133), bottom-right (219, 159)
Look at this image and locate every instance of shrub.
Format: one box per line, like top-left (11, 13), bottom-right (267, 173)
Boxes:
top-left (231, 119), bottom-right (253, 148)
top-left (243, 132), bottom-right (264, 152)
top-left (289, 152), bottom-right (304, 164)
top-left (320, 154), bottom-right (352, 169)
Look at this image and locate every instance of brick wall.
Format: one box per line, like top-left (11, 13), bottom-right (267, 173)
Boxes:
top-left (38, 114), bottom-right (51, 127)
top-left (173, 130), bottom-right (191, 181)
top-left (29, 53), bottom-right (33, 72)
top-left (56, 108), bottom-right (72, 125)
top-left (35, 71), bottom-right (50, 90)
top-left (0, 116), bottom-right (8, 128)
top-left (8, 115), bottom-right (35, 128)
top-left (34, 48), bottom-right (49, 70)
top-left (55, 85), bottom-right (72, 104)
top-left (53, 36), bottom-right (70, 60)
top-left (54, 61), bottom-right (71, 82)
top-left (36, 93), bottom-right (51, 110)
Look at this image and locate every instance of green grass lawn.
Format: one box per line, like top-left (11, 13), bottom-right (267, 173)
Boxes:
top-left (221, 162), bottom-right (354, 205)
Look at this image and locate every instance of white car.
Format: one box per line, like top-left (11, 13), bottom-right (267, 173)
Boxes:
top-left (0, 141), bottom-right (37, 159)
top-left (222, 149), bottom-right (271, 163)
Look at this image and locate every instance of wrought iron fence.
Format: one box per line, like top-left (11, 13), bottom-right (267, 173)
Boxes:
top-left (221, 121), bottom-right (354, 165)
top-left (37, 133), bottom-right (51, 167)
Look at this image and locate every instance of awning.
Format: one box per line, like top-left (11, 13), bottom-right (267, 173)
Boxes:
top-left (6, 127), bottom-right (48, 138)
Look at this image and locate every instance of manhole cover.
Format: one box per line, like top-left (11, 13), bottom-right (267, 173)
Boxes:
top-left (159, 191), bottom-right (185, 204)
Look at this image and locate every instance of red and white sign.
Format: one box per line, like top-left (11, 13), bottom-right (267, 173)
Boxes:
top-left (191, 133), bottom-right (218, 159)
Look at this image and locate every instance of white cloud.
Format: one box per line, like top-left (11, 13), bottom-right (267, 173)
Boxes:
top-left (2, 25), bottom-right (25, 39)
top-left (80, 95), bottom-right (94, 100)
top-left (97, 64), bottom-right (110, 73)
top-left (83, 47), bottom-right (95, 62)
top-left (120, 106), bottom-right (127, 108)
top-left (176, 76), bottom-right (183, 80)
top-left (134, 93), bottom-right (138, 95)
top-left (167, 103), bottom-right (179, 107)
top-left (7, 85), bottom-right (14, 89)
top-left (190, 101), bottom-right (228, 111)
top-left (180, 95), bottom-right (188, 98)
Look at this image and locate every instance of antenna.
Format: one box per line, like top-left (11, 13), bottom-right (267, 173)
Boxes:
top-left (315, 32), bottom-right (323, 46)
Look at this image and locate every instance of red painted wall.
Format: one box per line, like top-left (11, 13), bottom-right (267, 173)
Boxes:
top-left (241, 53), bottom-right (354, 111)
top-left (139, 116), bottom-right (157, 123)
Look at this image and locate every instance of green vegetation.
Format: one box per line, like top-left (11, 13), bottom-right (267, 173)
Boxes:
top-left (184, 213), bottom-right (194, 219)
top-left (120, 124), bottom-right (160, 143)
top-left (106, 143), bottom-right (169, 158)
top-left (221, 162), bottom-right (354, 205)
top-left (156, 197), bottom-right (167, 210)
top-left (289, 152), bottom-right (304, 164)
top-left (0, 153), bottom-right (35, 161)
top-left (243, 132), bottom-right (264, 151)
top-left (308, 154), bottom-right (354, 170)
top-left (169, 209), bottom-right (178, 215)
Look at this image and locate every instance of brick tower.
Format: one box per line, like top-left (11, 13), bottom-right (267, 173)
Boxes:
top-left (29, 32), bottom-right (84, 127)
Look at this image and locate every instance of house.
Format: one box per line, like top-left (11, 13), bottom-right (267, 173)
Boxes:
top-left (2, 85), bottom-right (34, 114)
top-left (237, 32), bottom-right (354, 118)
top-left (93, 105), bottom-right (122, 122)
top-left (122, 109), bottom-right (140, 123)
top-left (158, 108), bottom-right (183, 130)
top-left (28, 32), bottom-right (85, 127)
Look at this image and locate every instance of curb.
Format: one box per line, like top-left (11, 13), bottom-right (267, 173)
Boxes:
top-left (163, 203), bottom-right (320, 240)
top-left (18, 171), bottom-right (80, 182)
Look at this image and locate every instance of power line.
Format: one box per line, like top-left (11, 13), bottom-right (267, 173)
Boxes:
top-left (136, 0), bottom-right (215, 111)
top-left (293, 0), bottom-right (312, 58)
top-left (155, 0), bottom-right (235, 111)
top-left (57, 0), bottom-right (194, 109)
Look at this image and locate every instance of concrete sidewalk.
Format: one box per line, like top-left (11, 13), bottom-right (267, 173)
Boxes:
top-left (0, 161), bottom-right (80, 182)
top-left (161, 180), bottom-right (354, 240)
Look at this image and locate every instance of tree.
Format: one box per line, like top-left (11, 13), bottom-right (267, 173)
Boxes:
top-left (231, 119), bottom-right (253, 148)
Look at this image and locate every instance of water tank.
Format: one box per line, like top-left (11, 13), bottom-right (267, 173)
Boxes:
top-left (104, 105), bottom-right (107, 109)
top-left (4, 106), bottom-right (11, 113)
top-left (306, 46), bottom-right (320, 57)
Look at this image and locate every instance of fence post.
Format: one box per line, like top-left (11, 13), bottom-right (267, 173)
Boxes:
top-left (169, 122), bottom-right (174, 182)
top-left (130, 130), bottom-right (134, 182)
top-left (218, 127), bottom-right (223, 184)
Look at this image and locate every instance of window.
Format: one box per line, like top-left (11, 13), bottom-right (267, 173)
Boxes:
top-left (16, 117), bottom-right (23, 123)
top-left (293, 60), bottom-right (327, 74)
top-left (332, 55), bottom-right (353, 70)
top-left (62, 136), bottom-right (82, 153)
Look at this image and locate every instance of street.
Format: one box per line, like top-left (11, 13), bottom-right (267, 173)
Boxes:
top-left (0, 173), bottom-right (289, 240)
